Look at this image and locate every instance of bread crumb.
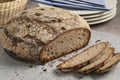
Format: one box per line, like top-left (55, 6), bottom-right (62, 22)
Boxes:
top-left (41, 67), bottom-right (44, 69)
top-left (58, 58), bottom-right (64, 61)
top-left (16, 73), bottom-right (19, 76)
top-left (28, 65), bottom-right (33, 68)
top-left (52, 61), bottom-right (56, 63)
top-left (50, 65), bottom-right (53, 67)
top-left (78, 76), bottom-right (83, 79)
top-left (43, 69), bottom-right (47, 72)
top-left (95, 40), bottom-right (101, 43)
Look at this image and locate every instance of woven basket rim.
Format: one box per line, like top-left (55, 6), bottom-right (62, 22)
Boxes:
top-left (0, 2), bottom-right (27, 11)
top-left (0, 0), bottom-right (27, 26)
top-left (0, 0), bottom-right (27, 9)
top-left (0, 0), bottom-right (21, 4)
top-left (0, 0), bottom-right (26, 7)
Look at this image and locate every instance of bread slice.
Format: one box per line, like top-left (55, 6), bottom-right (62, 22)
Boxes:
top-left (40, 28), bottom-right (90, 64)
top-left (96, 53), bottom-right (120, 73)
top-left (57, 42), bottom-right (108, 71)
top-left (77, 47), bottom-right (115, 73)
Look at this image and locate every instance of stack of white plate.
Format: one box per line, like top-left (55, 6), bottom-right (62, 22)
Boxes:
top-left (38, 0), bottom-right (117, 25)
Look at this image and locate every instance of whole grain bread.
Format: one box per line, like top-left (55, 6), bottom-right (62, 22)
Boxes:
top-left (0, 7), bottom-right (90, 64)
top-left (77, 47), bottom-right (115, 73)
top-left (40, 28), bottom-right (90, 63)
top-left (96, 53), bottom-right (120, 73)
top-left (57, 42), bottom-right (108, 71)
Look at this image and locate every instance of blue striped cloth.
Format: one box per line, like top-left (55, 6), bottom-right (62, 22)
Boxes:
top-left (80, 0), bottom-right (106, 6)
top-left (32, 0), bottom-right (109, 11)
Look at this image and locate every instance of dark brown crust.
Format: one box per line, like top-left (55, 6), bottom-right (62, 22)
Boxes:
top-left (0, 29), bottom-right (41, 64)
top-left (40, 28), bottom-right (91, 64)
top-left (4, 49), bottom-right (41, 64)
top-left (57, 42), bottom-right (108, 70)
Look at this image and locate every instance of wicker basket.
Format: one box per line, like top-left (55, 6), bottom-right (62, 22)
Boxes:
top-left (0, 0), bottom-right (28, 28)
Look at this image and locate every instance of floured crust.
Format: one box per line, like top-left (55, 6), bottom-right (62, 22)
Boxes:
top-left (0, 29), bottom-right (41, 63)
top-left (4, 7), bottom-right (90, 45)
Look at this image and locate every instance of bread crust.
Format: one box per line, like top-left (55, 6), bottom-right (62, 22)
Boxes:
top-left (4, 49), bottom-right (41, 64)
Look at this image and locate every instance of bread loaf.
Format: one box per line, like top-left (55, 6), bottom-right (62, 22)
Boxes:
top-left (0, 7), bottom-right (90, 64)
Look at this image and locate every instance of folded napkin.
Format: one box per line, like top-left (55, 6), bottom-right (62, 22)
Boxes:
top-left (53, 0), bottom-right (105, 7)
top-left (80, 0), bottom-right (106, 6)
top-left (32, 0), bottom-right (109, 11)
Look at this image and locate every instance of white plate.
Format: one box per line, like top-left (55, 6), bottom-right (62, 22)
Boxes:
top-left (1, 30), bottom-right (120, 80)
top-left (88, 10), bottom-right (116, 25)
top-left (38, 0), bottom-right (117, 15)
top-left (82, 7), bottom-right (116, 19)
top-left (105, 0), bottom-right (117, 9)
top-left (85, 7), bottom-right (116, 22)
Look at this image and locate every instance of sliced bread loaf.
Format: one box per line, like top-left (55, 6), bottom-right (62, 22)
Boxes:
top-left (57, 42), bottom-right (108, 71)
top-left (40, 28), bottom-right (90, 64)
top-left (77, 47), bottom-right (115, 73)
top-left (96, 53), bottom-right (120, 73)
top-left (0, 7), bottom-right (90, 64)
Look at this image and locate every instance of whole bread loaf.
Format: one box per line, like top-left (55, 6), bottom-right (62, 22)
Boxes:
top-left (0, 7), bottom-right (90, 64)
